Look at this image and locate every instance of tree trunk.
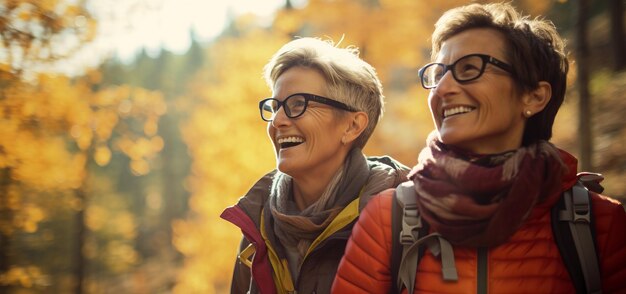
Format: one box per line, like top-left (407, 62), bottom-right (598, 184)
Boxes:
top-left (73, 187), bottom-right (86, 294)
top-left (576, 0), bottom-right (592, 171)
top-left (0, 168), bottom-right (12, 293)
top-left (610, 0), bottom-right (625, 72)
top-left (160, 113), bottom-right (188, 260)
top-left (73, 149), bottom-right (93, 294)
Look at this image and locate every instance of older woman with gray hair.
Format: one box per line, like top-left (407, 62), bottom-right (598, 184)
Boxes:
top-left (221, 37), bottom-right (409, 294)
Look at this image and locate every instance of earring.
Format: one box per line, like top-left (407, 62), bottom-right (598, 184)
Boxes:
top-left (525, 110), bottom-right (532, 117)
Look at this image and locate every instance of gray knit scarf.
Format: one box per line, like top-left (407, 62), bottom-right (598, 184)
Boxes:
top-left (269, 148), bottom-right (405, 263)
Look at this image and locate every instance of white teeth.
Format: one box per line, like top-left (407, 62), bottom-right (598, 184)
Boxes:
top-left (277, 136), bottom-right (304, 144)
top-left (444, 106), bottom-right (475, 118)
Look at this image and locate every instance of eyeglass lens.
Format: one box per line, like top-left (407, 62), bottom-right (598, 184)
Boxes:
top-left (423, 55), bottom-right (486, 88)
top-left (261, 95), bottom-right (308, 121)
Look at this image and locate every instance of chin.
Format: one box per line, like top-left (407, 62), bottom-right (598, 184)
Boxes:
top-left (438, 131), bottom-right (471, 149)
top-left (276, 160), bottom-right (289, 174)
top-left (276, 160), bottom-right (298, 177)
top-left (437, 129), bottom-right (458, 144)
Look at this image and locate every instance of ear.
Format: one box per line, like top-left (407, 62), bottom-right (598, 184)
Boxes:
top-left (342, 112), bottom-right (368, 144)
top-left (522, 81), bottom-right (551, 115)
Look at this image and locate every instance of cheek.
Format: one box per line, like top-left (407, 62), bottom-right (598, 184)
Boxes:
top-left (267, 124), bottom-right (278, 151)
top-left (498, 93), bottom-right (523, 117)
top-left (315, 119), bottom-right (342, 145)
top-left (266, 123), bottom-right (273, 139)
top-left (428, 94), bottom-right (440, 124)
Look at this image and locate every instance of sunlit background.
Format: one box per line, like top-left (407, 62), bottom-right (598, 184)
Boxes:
top-left (1, 0), bottom-right (625, 293)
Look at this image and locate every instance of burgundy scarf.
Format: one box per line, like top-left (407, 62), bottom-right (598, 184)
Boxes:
top-left (409, 132), bottom-right (567, 247)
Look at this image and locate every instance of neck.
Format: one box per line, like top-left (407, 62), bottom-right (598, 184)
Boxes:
top-left (292, 176), bottom-right (333, 210)
top-left (291, 149), bottom-right (349, 211)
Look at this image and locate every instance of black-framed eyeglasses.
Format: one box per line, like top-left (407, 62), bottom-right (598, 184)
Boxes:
top-left (259, 93), bottom-right (357, 122)
top-left (418, 54), bottom-right (513, 89)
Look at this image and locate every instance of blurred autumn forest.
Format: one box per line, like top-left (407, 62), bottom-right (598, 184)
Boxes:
top-left (0, 0), bottom-right (624, 293)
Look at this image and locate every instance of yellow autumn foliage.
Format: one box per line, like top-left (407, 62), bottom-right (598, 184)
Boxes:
top-left (86, 205), bottom-right (108, 231)
top-left (105, 241), bottom-right (139, 273)
top-left (13, 204), bottom-right (45, 233)
top-left (82, 177), bottom-right (141, 273)
top-left (173, 28), bottom-right (288, 294)
top-left (0, 1), bottom-right (174, 291)
top-left (94, 145), bottom-right (112, 166)
top-left (0, 266), bottom-right (46, 288)
top-left (1, 72), bottom-right (166, 191)
top-left (1, 66), bottom-right (166, 290)
top-left (0, 0), bottom-right (96, 72)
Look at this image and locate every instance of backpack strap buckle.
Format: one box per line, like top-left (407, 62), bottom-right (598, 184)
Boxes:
top-left (397, 182), bottom-right (422, 245)
top-left (559, 183), bottom-right (591, 224)
top-left (572, 184), bottom-right (591, 223)
top-left (400, 202), bottom-right (422, 244)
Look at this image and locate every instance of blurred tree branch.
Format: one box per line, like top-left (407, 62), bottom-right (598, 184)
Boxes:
top-left (0, 0), bottom-right (96, 76)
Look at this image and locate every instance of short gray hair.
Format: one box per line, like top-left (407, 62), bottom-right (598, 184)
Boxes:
top-left (263, 37), bottom-right (384, 149)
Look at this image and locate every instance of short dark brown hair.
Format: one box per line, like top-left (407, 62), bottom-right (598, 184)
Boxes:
top-left (431, 2), bottom-right (569, 145)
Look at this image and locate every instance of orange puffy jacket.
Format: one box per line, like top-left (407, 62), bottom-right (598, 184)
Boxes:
top-left (332, 151), bottom-right (626, 293)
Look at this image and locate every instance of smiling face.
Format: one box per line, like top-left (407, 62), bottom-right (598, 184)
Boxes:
top-left (429, 28), bottom-right (527, 154)
top-left (268, 66), bottom-right (353, 180)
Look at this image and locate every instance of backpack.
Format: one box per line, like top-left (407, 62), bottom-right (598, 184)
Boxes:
top-left (390, 172), bottom-right (605, 294)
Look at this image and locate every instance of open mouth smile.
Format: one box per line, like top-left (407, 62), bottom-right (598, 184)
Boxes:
top-left (277, 136), bottom-right (305, 149)
top-left (443, 106), bottom-right (476, 119)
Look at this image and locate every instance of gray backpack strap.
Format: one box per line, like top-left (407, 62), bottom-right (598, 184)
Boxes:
top-left (395, 181), bottom-right (421, 292)
top-left (558, 181), bottom-right (602, 294)
top-left (395, 182), bottom-right (458, 292)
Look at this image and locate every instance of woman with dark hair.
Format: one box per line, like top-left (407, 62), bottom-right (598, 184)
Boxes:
top-left (332, 3), bottom-right (626, 293)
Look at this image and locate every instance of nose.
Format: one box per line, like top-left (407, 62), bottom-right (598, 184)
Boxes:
top-left (270, 106), bottom-right (291, 128)
top-left (432, 70), bottom-right (459, 97)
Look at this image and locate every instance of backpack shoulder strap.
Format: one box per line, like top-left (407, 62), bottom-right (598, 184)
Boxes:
top-left (552, 180), bottom-right (602, 294)
top-left (390, 184), bottom-right (402, 294)
top-left (390, 181), bottom-right (430, 293)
